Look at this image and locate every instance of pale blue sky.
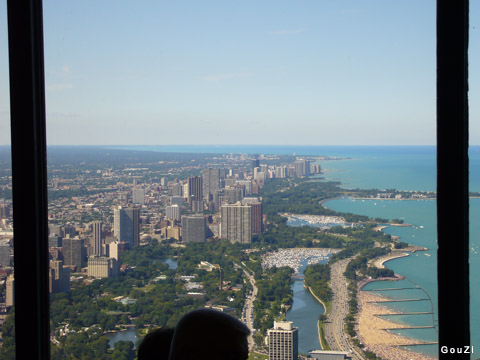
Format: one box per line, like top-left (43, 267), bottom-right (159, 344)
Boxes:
top-left (1, 1), bottom-right (479, 145)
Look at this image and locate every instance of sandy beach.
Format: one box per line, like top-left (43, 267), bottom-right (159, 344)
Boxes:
top-left (373, 252), bottom-right (410, 269)
top-left (357, 292), bottom-right (436, 360)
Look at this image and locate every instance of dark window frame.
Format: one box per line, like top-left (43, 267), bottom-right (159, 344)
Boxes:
top-left (6, 0), bottom-right (470, 359)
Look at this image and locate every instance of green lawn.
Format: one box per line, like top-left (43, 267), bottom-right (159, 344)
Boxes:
top-left (248, 352), bottom-right (268, 360)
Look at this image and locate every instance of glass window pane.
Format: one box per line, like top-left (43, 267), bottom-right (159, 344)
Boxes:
top-left (43, 2), bottom-right (440, 359)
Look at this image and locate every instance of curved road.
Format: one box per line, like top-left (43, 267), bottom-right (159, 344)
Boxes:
top-left (324, 258), bottom-right (365, 360)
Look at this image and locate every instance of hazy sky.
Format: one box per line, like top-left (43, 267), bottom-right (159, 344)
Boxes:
top-left (1, 1), bottom-right (479, 145)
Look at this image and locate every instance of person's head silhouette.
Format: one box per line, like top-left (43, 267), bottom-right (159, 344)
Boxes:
top-left (168, 309), bottom-right (250, 360)
top-left (137, 327), bottom-right (175, 360)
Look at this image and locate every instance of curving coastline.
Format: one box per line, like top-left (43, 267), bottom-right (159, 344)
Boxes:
top-left (374, 252), bottom-right (410, 269)
top-left (357, 292), bottom-right (436, 360)
top-left (357, 245), bottom-right (435, 360)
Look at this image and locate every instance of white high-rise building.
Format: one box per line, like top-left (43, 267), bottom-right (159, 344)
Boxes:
top-left (275, 166), bottom-right (287, 178)
top-left (268, 321), bottom-right (298, 360)
top-left (166, 204), bottom-right (181, 221)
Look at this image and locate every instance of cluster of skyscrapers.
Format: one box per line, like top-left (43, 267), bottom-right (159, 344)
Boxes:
top-left (0, 155), bottom-right (319, 303)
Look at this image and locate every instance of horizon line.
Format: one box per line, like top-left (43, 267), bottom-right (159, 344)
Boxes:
top-left (0, 144), bottom-right (445, 147)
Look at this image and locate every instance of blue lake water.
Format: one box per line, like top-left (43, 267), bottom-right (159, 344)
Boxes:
top-left (162, 257), bottom-right (178, 269)
top-left (106, 328), bottom-right (138, 348)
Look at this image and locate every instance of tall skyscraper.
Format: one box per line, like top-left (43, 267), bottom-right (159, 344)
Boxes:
top-left (202, 168), bottom-right (220, 200)
top-left (132, 187), bottom-right (145, 204)
top-left (220, 203), bottom-right (252, 244)
top-left (182, 215), bottom-right (206, 243)
top-left (62, 236), bottom-right (86, 271)
top-left (275, 166), bottom-right (287, 178)
top-left (187, 176), bottom-right (203, 204)
top-left (166, 204), bottom-right (181, 221)
top-left (114, 206), bottom-right (140, 247)
top-left (294, 159), bottom-right (311, 177)
top-left (268, 321), bottom-right (298, 360)
top-left (294, 160), bottom-right (305, 177)
top-left (303, 159), bottom-right (311, 176)
top-left (92, 220), bottom-right (103, 256)
top-left (242, 198), bottom-right (263, 235)
top-left (49, 260), bottom-right (70, 293)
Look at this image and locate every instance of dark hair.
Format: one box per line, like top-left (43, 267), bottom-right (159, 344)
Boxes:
top-left (169, 309), bottom-right (250, 360)
top-left (137, 327), bottom-right (175, 360)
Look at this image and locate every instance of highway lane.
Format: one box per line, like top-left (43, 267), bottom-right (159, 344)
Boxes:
top-left (324, 258), bottom-right (365, 360)
top-left (238, 263), bottom-right (258, 350)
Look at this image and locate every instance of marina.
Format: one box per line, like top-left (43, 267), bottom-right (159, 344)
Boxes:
top-left (281, 213), bottom-right (352, 229)
top-left (261, 248), bottom-right (340, 274)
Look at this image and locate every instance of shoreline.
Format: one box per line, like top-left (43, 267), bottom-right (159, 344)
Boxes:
top-left (374, 252), bottom-right (411, 269)
top-left (357, 246), bottom-right (435, 360)
top-left (307, 286), bottom-right (328, 350)
top-left (350, 197), bottom-right (435, 201)
top-left (357, 292), bottom-right (436, 360)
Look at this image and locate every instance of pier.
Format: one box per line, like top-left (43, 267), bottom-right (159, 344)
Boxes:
top-left (364, 287), bottom-right (419, 291)
top-left (368, 298), bottom-right (430, 303)
top-left (375, 312), bottom-right (433, 316)
top-left (395, 342), bottom-right (439, 347)
top-left (382, 325), bottom-right (435, 330)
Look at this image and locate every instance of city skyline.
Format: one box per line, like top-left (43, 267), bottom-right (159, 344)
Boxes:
top-left (1, 1), bottom-right (479, 145)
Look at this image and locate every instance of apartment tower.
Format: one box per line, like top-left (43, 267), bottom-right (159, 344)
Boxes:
top-left (220, 203), bottom-right (252, 244)
top-left (114, 206), bottom-right (140, 247)
top-left (202, 168), bottom-right (220, 201)
top-left (187, 176), bottom-right (203, 204)
top-left (182, 215), bottom-right (206, 243)
top-left (92, 220), bottom-right (103, 256)
top-left (268, 321), bottom-right (298, 360)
